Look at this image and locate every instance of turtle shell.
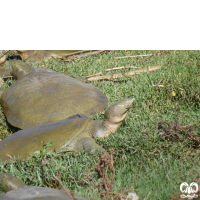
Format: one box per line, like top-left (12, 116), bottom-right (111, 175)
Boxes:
top-left (0, 71), bottom-right (108, 129)
top-left (0, 173), bottom-right (89, 200)
top-left (0, 185), bottom-right (88, 200)
top-left (0, 114), bottom-right (91, 163)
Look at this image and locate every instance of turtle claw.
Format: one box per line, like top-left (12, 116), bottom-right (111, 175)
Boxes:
top-left (81, 137), bottom-right (104, 153)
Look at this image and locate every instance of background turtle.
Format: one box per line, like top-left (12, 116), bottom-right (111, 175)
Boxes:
top-left (0, 50), bottom-right (89, 66)
top-left (0, 173), bottom-right (89, 200)
top-left (0, 98), bottom-right (135, 163)
top-left (15, 50), bottom-right (90, 63)
top-left (0, 51), bottom-right (9, 67)
top-left (15, 50), bottom-right (64, 62)
top-left (0, 65), bottom-right (55, 78)
top-left (0, 60), bottom-right (108, 129)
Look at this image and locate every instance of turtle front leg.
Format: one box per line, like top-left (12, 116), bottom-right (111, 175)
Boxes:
top-left (81, 137), bottom-right (104, 153)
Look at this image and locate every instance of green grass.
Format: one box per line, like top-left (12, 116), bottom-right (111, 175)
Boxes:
top-left (0, 50), bottom-right (200, 199)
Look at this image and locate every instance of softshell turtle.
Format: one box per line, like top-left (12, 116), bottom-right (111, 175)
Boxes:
top-left (0, 65), bottom-right (55, 79)
top-left (0, 98), bottom-right (135, 163)
top-left (0, 173), bottom-right (89, 200)
top-left (0, 60), bottom-right (108, 129)
top-left (15, 50), bottom-right (90, 63)
top-left (16, 50), bottom-right (62, 62)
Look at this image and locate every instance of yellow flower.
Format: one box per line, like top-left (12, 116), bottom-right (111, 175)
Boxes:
top-left (171, 88), bottom-right (185, 97)
top-left (179, 88), bottom-right (185, 97)
top-left (172, 91), bottom-right (176, 96)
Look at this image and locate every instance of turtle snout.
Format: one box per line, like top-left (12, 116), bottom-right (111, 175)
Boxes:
top-left (122, 98), bottom-right (135, 112)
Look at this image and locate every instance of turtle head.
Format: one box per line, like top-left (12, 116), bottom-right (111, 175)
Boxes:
top-left (9, 60), bottom-right (36, 79)
top-left (95, 98), bottom-right (135, 138)
top-left (104, 98), bottom-right (135, 123)
top-left (0, 173), bottom-right (25, 192)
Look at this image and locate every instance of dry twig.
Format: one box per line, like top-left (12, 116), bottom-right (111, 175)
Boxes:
top-left (152, 100), bottom-right (200, 144)
top-left (86, 65), bottom-right (161, 82)
top-left (138, 50), bottom-right (168, 64)
top-left (152, 79), bottom-right (164, 88)
top-left (152, 84), bottom-right (164, 87)
top-left (115, 54), bottom-right (153, 59)
top-left (52, 175), bottom-right (76, 200)
top-left (104, 66), bottom-right (139, 72)
top-left (94, 149), bottom-right (115, 200)
top-left (64, 50), bottom-right (110, 62)
top-left (40, 65), bottom-right (50, 72)
top-left (177, 125), bottom-right (200, 143)
top-left (84, 72), bottom-right (103, 78)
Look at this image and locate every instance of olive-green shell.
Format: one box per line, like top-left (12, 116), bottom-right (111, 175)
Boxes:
top-left (0, 114), bottom-right (91, 163)
top-left (0, 186), bottom-right (88, 200)
top-left (0, 70), bottom-right (107, 129)
top-left (0, 173), bottom-right (88, 200)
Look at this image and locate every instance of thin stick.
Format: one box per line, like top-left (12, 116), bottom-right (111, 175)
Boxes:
top-left (52, 175), bottom-right (75, 200)
top-left (87, 65), bottom-right (161, 82)
top-left (152, 79), bottom-right (164, 87)
top-left (186, 169), bottom-right (195, 182)
top-left (196, 177), bottom-right (200, 185)
top-left (64, 50), bottom-right (110, 62)
top-left (76, 50), bottom-right (107, 58)
top-left (110, 152), bottom-right (114, 195)
top-left (60, 50), bottom-right (91, 57)
top-left (56, 50), bottom-right (66, 61)
top-left (177, 125), bottom-right (200, 143)
top-left (104, 66), bottom-right (139, 72)
top-left (85, 72), bottom-right (102, 78)
top-left (115, 54), bottom-right (153, 59)
top-left (40, 65), bottom-right (50, 72)
top-left (138, 50), bottom-right (168, 64)
top-left (66, 50), bottom-right (92, 56)
top-left (152, 84), bottom-right (164, 87)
